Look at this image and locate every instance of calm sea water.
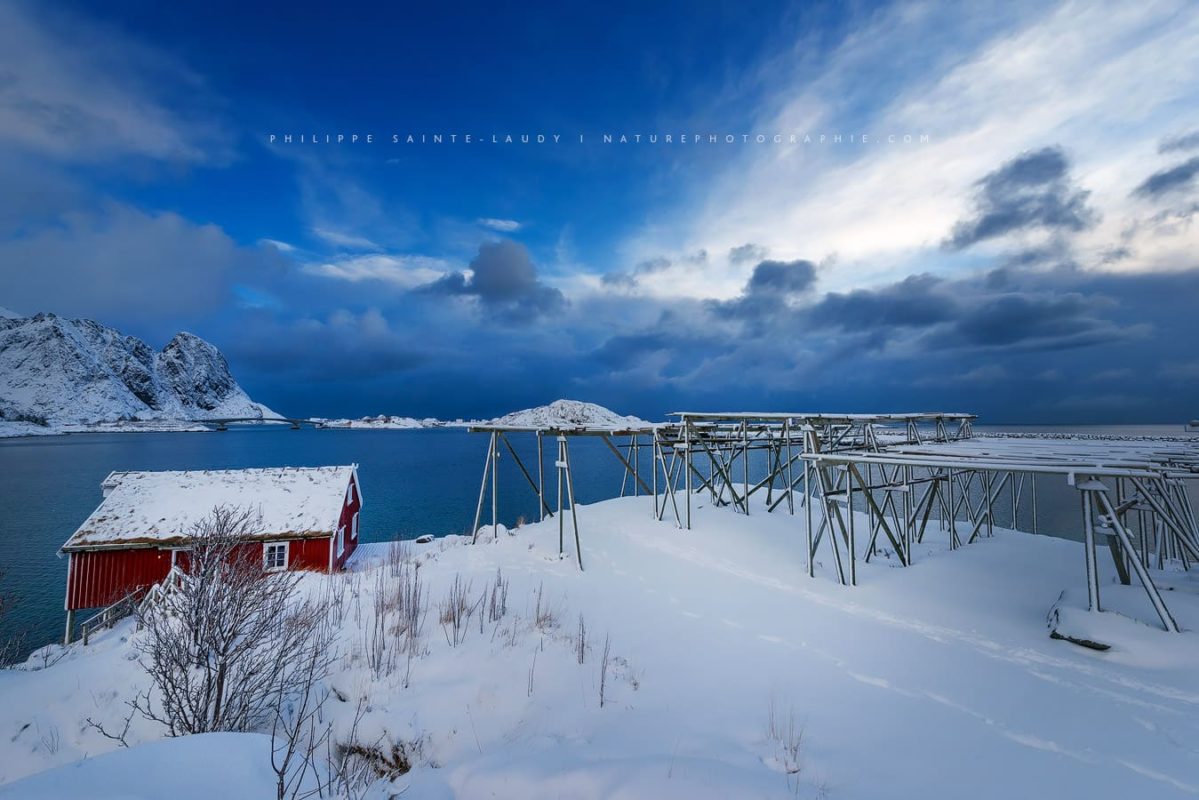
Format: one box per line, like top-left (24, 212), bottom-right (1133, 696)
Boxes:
top-left (1, 424), bottom-right (1194, 657)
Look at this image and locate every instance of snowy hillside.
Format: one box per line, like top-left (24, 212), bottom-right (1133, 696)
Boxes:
top-left (4, 493), bottom-right (1199, 798)
top-left (0, 313), bottom-right (275, 430)
top-left (490, 398), bottom-right (650, 428)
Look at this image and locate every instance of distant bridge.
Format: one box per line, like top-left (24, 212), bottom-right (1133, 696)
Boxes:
top-left (191, 417), bottom-right (320, 431)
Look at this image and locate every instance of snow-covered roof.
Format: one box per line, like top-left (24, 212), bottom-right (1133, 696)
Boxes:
top-left (61, 466), bottom-right (357, 550)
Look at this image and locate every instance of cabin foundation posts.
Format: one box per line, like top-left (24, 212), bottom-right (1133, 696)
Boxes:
top-left (63, 610), bottom-right (75, 645)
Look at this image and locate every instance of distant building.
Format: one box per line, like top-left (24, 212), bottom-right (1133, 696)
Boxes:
top-left (60, 466), bottom-right (362, 641)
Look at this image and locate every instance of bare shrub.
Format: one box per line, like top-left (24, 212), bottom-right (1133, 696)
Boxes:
top-left (366, 570), bottom-right (399, 678)
top-left (487, 568), bottom-right (509, 623)
top-left (129, 505), bottom-right (332, 736)
top-left (36, 722), bottom-right (61, 755)
top-left (575, 614), bottom-right (587, 665)
top-left (385, 541), bottom-right (409, 578)
top-left (767, 696), bottom-right (803, 777)
top-left (532, 582), bottom-right (557, 631)
top-left (599, 634), bottom-right (612, 708)
top-left (320, 698), bottom-right (417, 800)
top-left (527, 649), bottom-right (538, 697)
top-left (270, 610), bottom-right (339, 799)
top-left (438, 574), bottom-right (476, 647)
top-left (326, 572), bottom-right (350, 627)
top-left (16, 643), bottom-right (66, 672)
top-left (364, 550), bottom-right (426, 681)
top-left (0, 567), bottom-right (26, 667)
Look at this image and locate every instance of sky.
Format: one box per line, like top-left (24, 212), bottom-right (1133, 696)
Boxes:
top-left (1, 0), bottom-right (1197, 423)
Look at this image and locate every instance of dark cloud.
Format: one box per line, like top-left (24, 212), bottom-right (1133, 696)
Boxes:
top-left (797, 265), bottom-right (1159, 358)
top-left (946, 147), bottom-right (1097, 249)
top-left (949, 292), bottom-right (1127, 351)
top-left (806, 274), bottom-right (953, 331)
top-left (1159, 130), bottom-right (1199, 154)
top-left (746, 259), bottom-right (817, 295)
top-left (601, 250), bottom-right (708, 288)
top-left (1133, 156), bottom-right (1199, 199)
top-left (728, 243), bottom-right (768, 264)
top-left (592, 330), bottom-right (676, 367)
top-left (0, 202), bottom-right (288, 332)
top-left (424, 240), bottom-right (564, 323)
top-left (710, 259), bottom-right (817, 322)
top-left (225, 309), bottom-right (426, 382)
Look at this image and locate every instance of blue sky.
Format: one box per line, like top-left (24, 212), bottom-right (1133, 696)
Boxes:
top-left (2, 0), bottom-right (1198, 422)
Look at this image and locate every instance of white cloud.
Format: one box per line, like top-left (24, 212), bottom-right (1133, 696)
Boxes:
top-left (478, 218), bottom-right (522, 232)
top-left (620, 0), bottom-right (1199, 299)
top-left (302, 254), bottom-right (450, 288)
top-left (311, 227), bottom-right (381, 251)
top-left (258, 238), bottom-right (297, 253)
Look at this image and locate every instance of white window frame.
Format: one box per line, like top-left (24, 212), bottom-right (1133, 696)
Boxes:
top-left (351, 512), bottom-right (359, 541)
top-left (264, 541), bottom-right (290, 572)
top-left (336, 526), bottom-right (345, 557)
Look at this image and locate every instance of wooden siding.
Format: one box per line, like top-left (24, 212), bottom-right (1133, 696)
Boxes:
top-left (65, 548), bottom-right (171, 610)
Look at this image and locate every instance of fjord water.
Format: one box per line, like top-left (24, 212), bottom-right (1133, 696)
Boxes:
top-left (1, 424), bottom-right (1195, 657)
top-left (0, 427), bottom-right (631, 655)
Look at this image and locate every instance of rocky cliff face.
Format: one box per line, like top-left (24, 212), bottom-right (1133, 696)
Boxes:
top-left (0, 313), bottom-right (274, 425)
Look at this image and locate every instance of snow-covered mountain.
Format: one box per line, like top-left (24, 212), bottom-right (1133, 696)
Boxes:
top-left (490, 399), bottom-right (650, 428)
top-left (0, 312), bottom-right (275, 426)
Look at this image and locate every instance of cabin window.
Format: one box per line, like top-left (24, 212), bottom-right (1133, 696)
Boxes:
top-left (264, 542), bottom-right (289, 572)
top-left (352, 512), bottom-right (359, 540)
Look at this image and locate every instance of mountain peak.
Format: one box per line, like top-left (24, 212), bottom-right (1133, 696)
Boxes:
top-left (0, 314), bottom-right (274, 425)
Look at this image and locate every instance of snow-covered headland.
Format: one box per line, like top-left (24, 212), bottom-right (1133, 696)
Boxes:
top-left (488, 398), bottom-right (652, 428)
top-left (0, 312), bottom-right (278, 438)
top-left (3, 492), bottom-right (1199, 798)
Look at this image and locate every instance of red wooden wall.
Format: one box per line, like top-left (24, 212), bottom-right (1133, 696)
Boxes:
top-left (66, 548), bottom-right (172, 610)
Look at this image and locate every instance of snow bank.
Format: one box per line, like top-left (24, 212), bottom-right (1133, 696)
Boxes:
top-left (0, 733), bottom-right (276, 800)
top-left (490, 399), bottom-right (651, 429)
top-left (4, 493), bottom-right (1199, 798)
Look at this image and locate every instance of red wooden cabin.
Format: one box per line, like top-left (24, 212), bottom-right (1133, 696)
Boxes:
top-left (60, 465), bottom-right (362, 642)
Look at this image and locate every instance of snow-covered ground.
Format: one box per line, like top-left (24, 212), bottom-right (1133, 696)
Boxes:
top-left (490, 399), bottom-right (652, 428)
top-left (3, 492), bottom-right (1199, 798)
